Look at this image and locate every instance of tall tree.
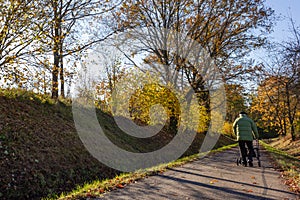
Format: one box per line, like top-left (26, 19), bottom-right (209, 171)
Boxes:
top-left (34, 0), bottom-right (122, 99)
top-left (0, 0), bottom-right (44, 83)
top-left (252, 18), bottom-right (300, 140)
top-left (251, 76), bottom-right (289, 135)
top-left (280, 18), bottom-right (300, 140)
top-left (114, 0), bottom-right (273, 131)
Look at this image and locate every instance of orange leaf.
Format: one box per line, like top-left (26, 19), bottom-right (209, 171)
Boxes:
top-left (116, 184), bottom-right (125, 189)
top-left (99, 188), bottom-right (105, 193)
top-left (243, 189), bottom-right (253, 193)
top-left (210, 179), bottom-right (218, 184)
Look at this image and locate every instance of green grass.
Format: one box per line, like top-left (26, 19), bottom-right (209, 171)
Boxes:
top-left (46, 143), bottom-right (238, 200)
top-left (261, 141), bottom-right (300, 193)
top-left (0, 88), bottom-right (55, 104)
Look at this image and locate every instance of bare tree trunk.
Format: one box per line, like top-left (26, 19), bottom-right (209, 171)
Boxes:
top-left (51, 0), bottom-right (59, 99)
top-left (286, 84), bottom-right (296, 140)
top-left (283, 117), bottom-right (287, 136)
top-left (43, 72), bottom-right (47, 94)
top-left (59, 1), bottom-right (64, 99)
top-left (291, 124), bottom-right (296, 141)
top-left (52, 56), bottom-right (59, 99)
top-left (60, 46), bottom-right (64, 98)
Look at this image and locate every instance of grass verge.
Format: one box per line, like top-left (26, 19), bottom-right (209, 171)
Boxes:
top-left (261, 141), bottom-right (300, 194)
top-left (45, 143), bottom-right (238, 200)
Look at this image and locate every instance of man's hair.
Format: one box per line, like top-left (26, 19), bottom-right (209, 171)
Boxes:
top-left (240, 111), bottom-right (247, 115)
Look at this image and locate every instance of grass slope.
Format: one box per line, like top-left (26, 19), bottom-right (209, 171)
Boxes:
top-left (0, 89), bottom-right (235, 199)
top-left (266, 136), bottom-right (300, 159)
top-left (261, 140), bottom-right (300, 194)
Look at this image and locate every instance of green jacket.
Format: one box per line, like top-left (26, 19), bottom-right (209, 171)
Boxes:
top-left (233, 114), bottom-right (259, 141)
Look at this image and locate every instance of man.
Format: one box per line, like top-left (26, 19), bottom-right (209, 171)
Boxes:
top-left (233, 111), bottom-right (259, 167)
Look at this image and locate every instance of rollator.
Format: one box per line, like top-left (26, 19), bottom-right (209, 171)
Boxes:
top-left (236, 139), bottom-right (261, 167)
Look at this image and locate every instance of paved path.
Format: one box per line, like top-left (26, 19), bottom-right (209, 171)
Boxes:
top-left (98, 147), bottom-right (299, 200)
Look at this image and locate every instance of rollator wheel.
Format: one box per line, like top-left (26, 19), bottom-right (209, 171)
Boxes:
top-left (258, 161), bottom-right (261, 167)
top-left (236, 158), bottom-right (241, 166)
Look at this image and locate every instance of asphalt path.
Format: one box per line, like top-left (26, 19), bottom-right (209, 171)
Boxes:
top-left (98, 147), bottom-right (299, 200)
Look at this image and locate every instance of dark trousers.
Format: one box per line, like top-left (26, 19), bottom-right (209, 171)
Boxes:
top-left (239, 140), bottom-right (255, 163)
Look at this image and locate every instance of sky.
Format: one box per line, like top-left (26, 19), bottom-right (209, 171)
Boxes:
top-left (248, 0), bottom-right (300, 66)
top-left (265, 0), bottom-right (300, 42)
top-left (242, 1), bottom-right (300, 92)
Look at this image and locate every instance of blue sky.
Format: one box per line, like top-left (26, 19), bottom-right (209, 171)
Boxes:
top-left (266, 0), bottom-right (300, 42)
top-left (249, 0), bottom-right (300, 63)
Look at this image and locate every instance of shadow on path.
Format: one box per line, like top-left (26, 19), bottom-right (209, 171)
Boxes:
top-left (158, 173), bottom-right (274, 200)
top-left (168, 168), bottom-right (295, 195)
top-left (98, 147), bottom-right (299, 200)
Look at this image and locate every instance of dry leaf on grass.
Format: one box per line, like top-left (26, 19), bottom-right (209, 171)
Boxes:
top-left (116, 184), bottom-right (125, 189)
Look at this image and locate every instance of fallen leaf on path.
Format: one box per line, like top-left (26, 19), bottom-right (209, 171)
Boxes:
top-left (210, 179), bottom-right (218, 184)
top-left (251, 176), bottom-right (256, 179)
top-left (243, 189), bottom-right (253, 193)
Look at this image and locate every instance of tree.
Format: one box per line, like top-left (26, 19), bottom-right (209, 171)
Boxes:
top-left (280, 18), bottom-right (300, 140)
top-left (114, 0), bottom-right (273, 132)
top-left (225, 84), bottom-right (247, 123)
top-left (0, 0), bottom-right (44, 83)
top-left (251, 76), bottom-right (289, 136)
top-left (94, 56), bottom-right (126, 111)
top-left (252, 18), bottom-right (300, 140)
top-left (32, 0), bottom-right (122, 99)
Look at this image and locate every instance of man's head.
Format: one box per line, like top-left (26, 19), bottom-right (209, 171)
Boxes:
top-left (240, 111), bottom-right (247, 115)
